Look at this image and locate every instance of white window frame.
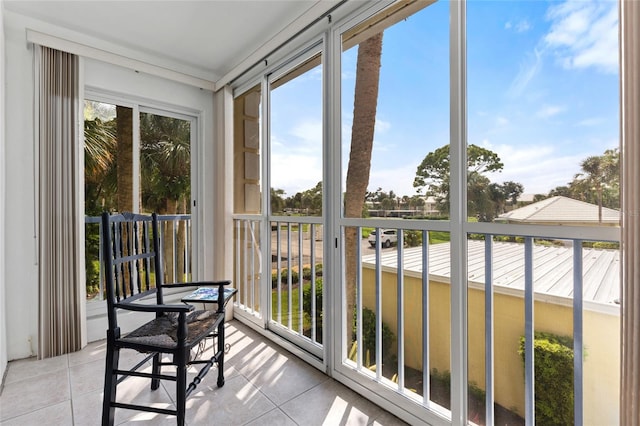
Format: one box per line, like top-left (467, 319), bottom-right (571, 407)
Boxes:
top-left (229, 1), bottom-right (622, 425)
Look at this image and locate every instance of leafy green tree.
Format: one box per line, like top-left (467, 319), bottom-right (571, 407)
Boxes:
top-left (84, 117), bottom-right (117, 215)
top-left (549, 185), bottom-right (572, 198)
top-left (139, 113), bottom-right (191, 282)
top-left (413, 144), bottom-right (504, 218)
top-left (501, 181), bottom-right (525, 205)
top-left (468, 173), bottom-right (493, 221)
top-left (140, 113), bottom-right (191, 215)
top-left (489, 180), bottom-right (524, 217)
top-left (84, 117), bottom-right (117, 296)
top-left (409, 195), bottom-right (425, 210)
top-left (271, 188), bottom-right (286, 214)
top-left (301, 181), bottom-right (322, 214)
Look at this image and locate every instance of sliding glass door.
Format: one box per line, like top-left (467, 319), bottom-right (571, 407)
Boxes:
top-left (83, 96), bottom-right (197, 340)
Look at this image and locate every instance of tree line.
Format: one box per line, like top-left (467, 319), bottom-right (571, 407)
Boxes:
top-left (271, 144), bottom-right (619, 223)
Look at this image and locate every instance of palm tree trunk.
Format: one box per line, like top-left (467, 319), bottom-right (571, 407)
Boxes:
top-left (116, 106), bottom-right (134, 290)
top-left (176, 197), bottom-right (187, 282)
top-left (344, 32), bottom-right (383, 342)
top-left (161, 198), bottom-right (178, 284)
top-left (116, 106), bottom-right (134, 212)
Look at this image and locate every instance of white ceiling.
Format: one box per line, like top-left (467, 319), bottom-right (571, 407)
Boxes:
top-left (3, 0), bottom-right (341, 85)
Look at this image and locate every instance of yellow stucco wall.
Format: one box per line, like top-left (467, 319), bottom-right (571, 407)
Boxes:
top-left (362, 268), bottom-right (620, 424)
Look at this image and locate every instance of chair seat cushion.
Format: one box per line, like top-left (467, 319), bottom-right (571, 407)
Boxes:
top-left (121, 309), bottom-right (222, 350)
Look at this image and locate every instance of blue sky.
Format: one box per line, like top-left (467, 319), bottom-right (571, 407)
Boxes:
top-left (270, 0), bottom-right (619, 198)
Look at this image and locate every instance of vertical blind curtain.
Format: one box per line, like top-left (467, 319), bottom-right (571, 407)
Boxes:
top-left (621, 1), bottom-right (640, 424)
top-left (36, 46), bottom-right (82, 359)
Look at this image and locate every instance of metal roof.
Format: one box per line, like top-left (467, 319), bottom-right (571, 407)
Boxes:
top-left (362, 240), bottom-right (620, 312)
top-left (497, 196), bottom-right (620, 225)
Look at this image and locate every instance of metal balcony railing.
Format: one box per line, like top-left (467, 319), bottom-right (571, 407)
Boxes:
top-left (232, 216), bottom-right (620, 425)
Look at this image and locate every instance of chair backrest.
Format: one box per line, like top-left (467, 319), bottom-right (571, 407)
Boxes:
top-left (101, 212), bottom-right (163, 331)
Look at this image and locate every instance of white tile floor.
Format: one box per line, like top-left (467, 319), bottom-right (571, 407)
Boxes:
top-left (0, 320), bottom-right (408, 425)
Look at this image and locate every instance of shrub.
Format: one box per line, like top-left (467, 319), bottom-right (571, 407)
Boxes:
top-left (302, 263), bottom-right (323, 280)
top-left (271, 267), bottom-right (300, 288)
top-left (302, 278), bottom-right (323, 324)
top-left (404, 230), bottom-right (423, 247)
top-left (518, 332), bottom-right (574, 426)
top-left (352, 307), bottom-right (395, 366)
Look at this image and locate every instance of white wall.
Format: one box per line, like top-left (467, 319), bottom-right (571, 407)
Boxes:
top-left (4, 9), bottom-right (215, 359)
top-left (1, 0), bottom-right (8, 380)
top-left (4, 9), bottom-right (39, 361)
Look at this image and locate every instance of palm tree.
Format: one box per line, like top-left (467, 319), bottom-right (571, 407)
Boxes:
top-left (344, 31), bottom-right (383, 339)
top-left (84, 117), bottom-right (117, 213)
top-left (140, 113), bottom-right (192, 282)
top-left (84, 117), bottom-right (117, 295)
top-left (578, 149), bottom-right (619, 223)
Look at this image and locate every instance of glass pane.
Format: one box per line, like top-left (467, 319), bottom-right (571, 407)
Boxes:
top-left (467, 1), bottom-right (620, 424)
top-left (84, 100), bottom-right (130, 214)
top-left (139, 112), bottom-right (192, 283)
top-left (234, 219), bottom-right (262, 315)
top-left (84, 100), bottom-right (118, 300)
top-left (340, 0), bottom-right (451, 418)
top-left (467, 0), bottom-right (619, 224)
top-left (269, 53), bottom-right (323, 217)
top-left (270, 220), bottom-right (323, 345)
top-left (468, 232), bottom-right (621, 424)
top-left (139, 112), bottom-right (191, 214)
top-left (84, 100), bottom-right (123, 300)
top-left (341, 2), bottom-right (450, 219)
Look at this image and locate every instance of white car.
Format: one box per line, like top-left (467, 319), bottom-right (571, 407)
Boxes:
top-left (368, 229), bottom-right (397, 248)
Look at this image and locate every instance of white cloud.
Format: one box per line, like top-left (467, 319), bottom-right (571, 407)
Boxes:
top-left (509, 1), bottom-right (617, 96)
top-left (544, 0), bottom-right (618, 73)
top-left (516, 20), bottom-right (532, 33)
top-left (368, 163), bottom-right (421, 197)
top-left (496, 116), bottom-right (509, 127)
top-left (290, 120), bottom-right (322, 150)
top-left (271, 151), bottom-right (322, 195)
top-left (270, 120), bottom-right (323, 195)
top-left (576, 117), bottom-right (605, 127)
top-left (508, 48), bottom-right (542, 97)
top-left (536, 105), bottom-right (566, 118)
top-left (481, 139), bottom-right (585, 194)
top-left (375, 119), bottom-right (391, 133)
top-left (506, 19), bottom-right (532, 33)
top-left (515, 19), bottom-right (531, 33)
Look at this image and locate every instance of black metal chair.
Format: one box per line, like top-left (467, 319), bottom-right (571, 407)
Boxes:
top-left (100, 211), bottom-right (232, 426)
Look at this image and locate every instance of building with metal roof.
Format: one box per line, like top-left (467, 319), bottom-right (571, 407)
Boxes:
top-left (496, 195), bottom-right (620, 226)
top-left (362, 239), bottom-right (620, 313)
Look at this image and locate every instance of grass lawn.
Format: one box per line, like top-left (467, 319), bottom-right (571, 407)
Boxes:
top-left (428, 231), bottom-right (450, 244)
top-left (271, 282), bottom-right (312, 332)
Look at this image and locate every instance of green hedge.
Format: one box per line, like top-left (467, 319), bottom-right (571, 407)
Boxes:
top-left (518, 332), bottom-right (574, 425)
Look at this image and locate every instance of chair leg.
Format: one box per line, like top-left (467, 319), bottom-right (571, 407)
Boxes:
top-left (151, 353), bottom-right (161, 390)
top-left (176, 351), bottom-right (187, 426)
top-left (217, 320), bottom-right (225, 387)
top-left (102, 344), bottom-right (120, 426)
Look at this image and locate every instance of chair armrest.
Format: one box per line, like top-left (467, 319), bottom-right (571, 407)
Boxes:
top-left (114, 302), bottom-right (195, 314)
top-left (161, 280), bottom-right (232, 289)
